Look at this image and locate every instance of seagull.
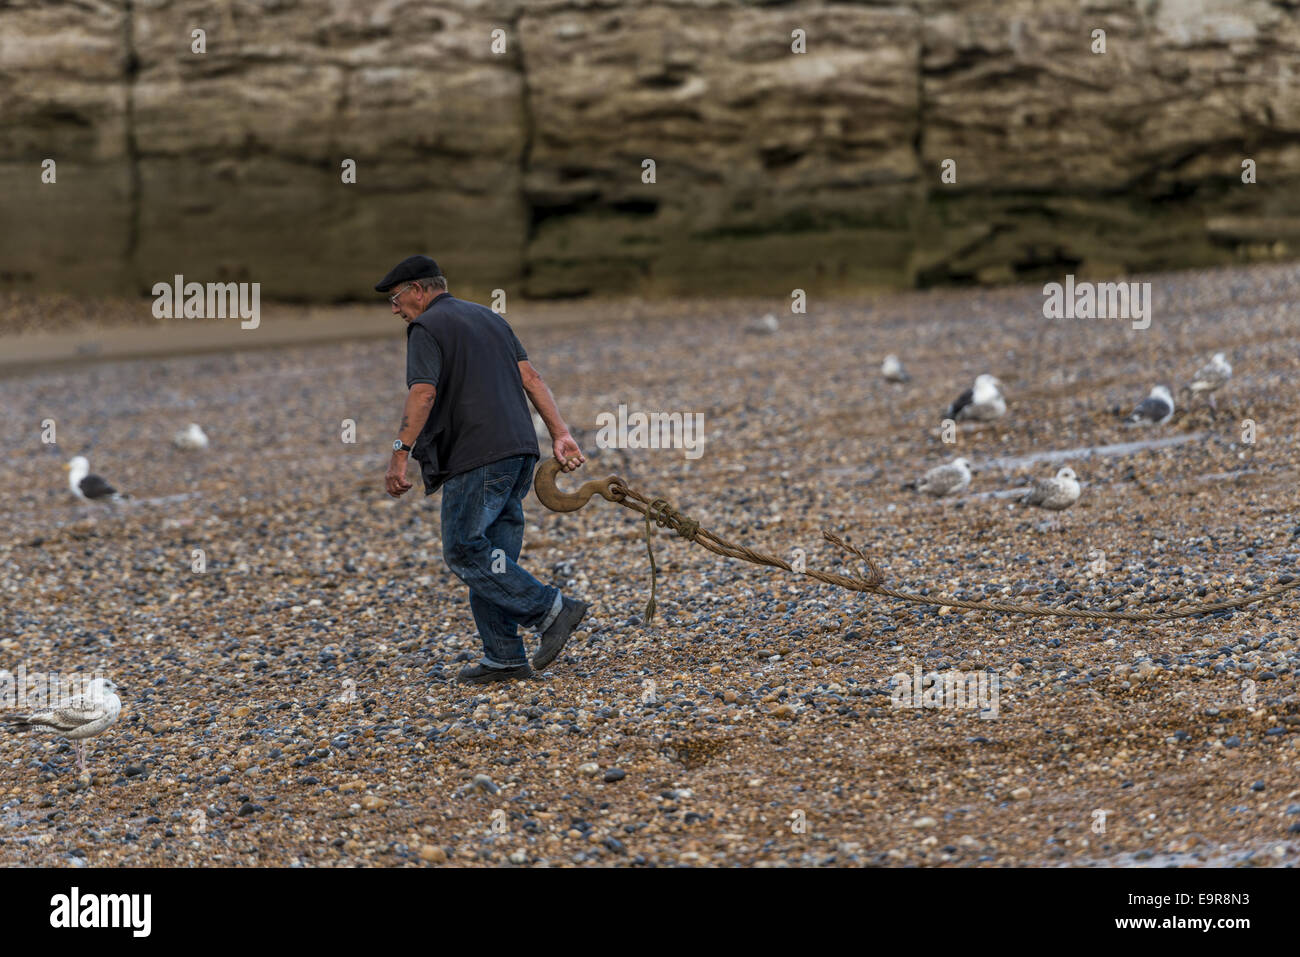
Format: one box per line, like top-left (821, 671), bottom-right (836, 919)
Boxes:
top-left (65, 455), bottom-right (126, 503)
top-left (946, 374), bottom-right (1006, 422)
top-left (881, 354), bottom-right (910, 383)
top-left (2, 677), bottom-right (122, 771)
top-left (1185, 353), bottom-right (1232, 410)
top-left (172, 422), bottom-right (209, 450)
top-left (907, 457), bottom-right (972, 498)
top-left (745, 313), bottom-right (780, 335)
top-left (1020, 466), bottom-right (1081, 512)
top-left (1126, 385), bottom-right (1175, 426)
top-left (532, 412), bottom-right (552, 447)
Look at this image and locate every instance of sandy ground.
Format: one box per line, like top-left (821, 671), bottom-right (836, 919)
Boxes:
top-left (1, 264), bottom-right (1298, 867)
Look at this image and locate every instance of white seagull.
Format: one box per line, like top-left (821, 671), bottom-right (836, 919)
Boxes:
top-left (745, 313), bottom-right (780, 335)
top-left (1185, 353), bottom-right (1232, 409)
top-left (1020, 466), bottom-right (1081, 512)
top-left (532, 412), bottom-right (552, 446)
top-left (946, 374), bottom-right (1006, 422)
top-left (908, 457), bottom-right (972, 498)
top-left (1126, 385), bottom-right (1175, 426)
top-left (2, 677), bottom-right (123, 771)
top-left (172, 422), bottom-right (209, 450)
top-left (65, 456), bottom-right (126, 503)
top-left (881, 354), bottom-right (910, 383)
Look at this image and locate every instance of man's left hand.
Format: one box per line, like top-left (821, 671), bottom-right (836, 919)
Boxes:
top-left (386, 453), bottom-right (414, 497)
top-left (553, 433), bottom-right (586, 473)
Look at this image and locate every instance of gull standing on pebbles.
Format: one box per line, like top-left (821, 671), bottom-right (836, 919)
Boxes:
top-left (745, 313), bottom-right (780, 335)
top-left (1020, 466), bottom-right (1081, 513)
top-left (1185, 353), bottom-right (1232, 410)
top-left (65, 455), bottom-right (126, 503)
top-left (172, 422), bottom-right (210, 450)
top-left (532, 411), bottom-right (551, 446)
top-left (946, 374), bottom-right (1006, 422)
top-left (2, 677), bottom-right (122, 771)
top-left (907, 457), bottom-right (972, 498)
top-left (881, 354), bottom-right (910, 383)
top-left (1126, 385), bottom-right (1175, 426)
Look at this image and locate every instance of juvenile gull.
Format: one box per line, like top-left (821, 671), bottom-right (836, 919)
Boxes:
top-left (1126, 385), bottom-right (1175, 426)
top-left (65, 455), bottom-right (125, 503)
top-left (946, 374), bottom-right (1006, 422)
top-left (172, 422), bottom-right (209, 450)
top-left (1185, 353), bottom-right (1232, 409)
top-left (1020, 466), bottom-right (1081, 512)
top-left (907, 457), bottom-right (972, 497)
top-left (881, 354), bottom-right (910, 383)
top-left (2, 677), bottom-right (122, 771)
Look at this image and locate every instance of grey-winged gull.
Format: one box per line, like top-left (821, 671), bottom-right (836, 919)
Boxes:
top-left (3, 677), bottom-right (122, 771)
top-left (882, 354), bottom-right (910, 383)
top-left (172, 422), bottom-right (209, 450)
top-left (907, 457), bottom-right (972, 497)
top-left (1186, 353), bottom-right (1232, 409)
top-left (1020, 466), bottom-right (1081, 512)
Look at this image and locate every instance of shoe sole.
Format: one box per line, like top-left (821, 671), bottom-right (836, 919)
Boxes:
top-left (532, 600), bottom-right (589, 672)
top-left (458, 668), bottom-right (533, 684)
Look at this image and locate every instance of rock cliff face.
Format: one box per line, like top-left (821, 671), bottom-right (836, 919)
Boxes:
top-left (2, 0), bottom-right (1298, 299)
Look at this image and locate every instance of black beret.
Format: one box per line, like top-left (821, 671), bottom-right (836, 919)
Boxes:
top-left (374, 254), bottom-right (442, 293)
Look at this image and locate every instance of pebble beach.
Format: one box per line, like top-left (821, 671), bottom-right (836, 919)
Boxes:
top-left (1, 263), bottom-right (1298, 867)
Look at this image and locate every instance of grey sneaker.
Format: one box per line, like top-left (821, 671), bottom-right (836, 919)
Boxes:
top-left (457, 662), bottom-right (533, 684)
top-left (532, 598), bottom-right (589, 672)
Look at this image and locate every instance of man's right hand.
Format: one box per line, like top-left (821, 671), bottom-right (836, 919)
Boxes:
top-left (553, 432), bottom-right (586, 473)
top-left (386, 452), bottom-right (414, 497)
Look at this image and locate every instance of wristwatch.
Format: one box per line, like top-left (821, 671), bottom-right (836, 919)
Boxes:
top-left (393, 439), bottom-right (413, 453)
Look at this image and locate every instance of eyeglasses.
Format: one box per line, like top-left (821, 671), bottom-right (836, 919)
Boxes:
top-left (388, 282), bottom-right (417, 306)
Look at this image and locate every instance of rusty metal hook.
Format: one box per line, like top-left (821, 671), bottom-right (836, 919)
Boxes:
top-left (533, 458), bottom-right (626, 512)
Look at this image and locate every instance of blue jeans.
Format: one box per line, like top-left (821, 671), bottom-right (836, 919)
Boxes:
top-left (440, 454), bottom-right (562, 668)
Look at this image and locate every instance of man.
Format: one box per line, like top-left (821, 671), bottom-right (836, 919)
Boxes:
top-left (376, 255), bottom-right (589, 684)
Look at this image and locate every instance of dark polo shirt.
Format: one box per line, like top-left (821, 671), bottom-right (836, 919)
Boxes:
top-left (404, 292), bottom-right (538, 494)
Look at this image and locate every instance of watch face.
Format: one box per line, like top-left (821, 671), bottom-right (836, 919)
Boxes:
top-left (393, 440), bottom-right (404, 451)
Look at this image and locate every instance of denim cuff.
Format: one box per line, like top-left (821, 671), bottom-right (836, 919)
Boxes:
top-left (537, 590), bottom-right (564, 632)
top-left (482, 654), bottom-right (529, 669)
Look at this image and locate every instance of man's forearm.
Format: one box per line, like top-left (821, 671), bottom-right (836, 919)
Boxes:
top-left (524, 377), bottom-right (569, 438)
top-left (397, 387), bottom-right (436, 448)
